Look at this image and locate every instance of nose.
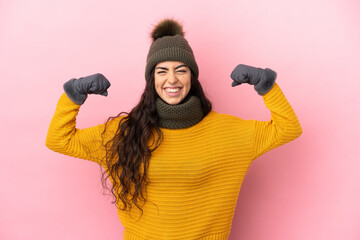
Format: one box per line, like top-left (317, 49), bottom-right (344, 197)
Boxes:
top-left (167, 71), bottom-right (178, 84)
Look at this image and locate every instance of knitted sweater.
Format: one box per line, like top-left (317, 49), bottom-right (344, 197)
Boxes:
top-left (46, 83), bottom-right (302, 240)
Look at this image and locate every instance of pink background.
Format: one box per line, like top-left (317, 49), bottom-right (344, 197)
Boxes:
top-left (1, 0), bottom-right (359, 239)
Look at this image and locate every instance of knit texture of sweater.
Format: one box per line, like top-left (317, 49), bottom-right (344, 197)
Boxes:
top-left (46, 83), bottom-right (302, 240)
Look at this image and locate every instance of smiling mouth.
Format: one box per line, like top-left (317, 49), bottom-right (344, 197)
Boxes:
top-left (164, 87), bottom-right (182, 93)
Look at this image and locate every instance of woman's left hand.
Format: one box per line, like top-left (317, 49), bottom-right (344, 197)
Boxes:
top-left (230, 64), bottom-right (277, 96)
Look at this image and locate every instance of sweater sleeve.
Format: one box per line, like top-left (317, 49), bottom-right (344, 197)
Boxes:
top-left (251, 83), bottom-right (302, 160)
top-left (45, 93), bottom-right (108, 164)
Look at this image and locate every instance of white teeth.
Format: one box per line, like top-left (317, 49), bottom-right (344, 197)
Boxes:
top-left (165, 88), bottom-right (180, 93)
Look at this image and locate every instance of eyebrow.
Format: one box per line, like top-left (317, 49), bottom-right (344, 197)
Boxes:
top-left (155, 64), bottom-right (187, 70)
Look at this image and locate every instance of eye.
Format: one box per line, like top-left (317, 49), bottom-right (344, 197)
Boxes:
top-left (177, 70), bottom-right (187, 73)
top-left (157, 71), bottom-right (166, 74)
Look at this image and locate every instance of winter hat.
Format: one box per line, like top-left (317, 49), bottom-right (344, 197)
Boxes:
top-left (145, 19), bottom-right (199, 80)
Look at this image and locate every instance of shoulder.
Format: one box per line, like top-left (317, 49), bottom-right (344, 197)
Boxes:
top-left (189, 111), bottom-right (253, 138)
top-left (204, 111), bottom-right (244, 122)
top-left (201, 111), bottom-right (250, 127)
top-left (98, 114), bottom-right (127, 137)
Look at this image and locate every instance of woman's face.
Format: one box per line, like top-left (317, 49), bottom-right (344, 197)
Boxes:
top-left (154, 61), bottom-right (191, 105)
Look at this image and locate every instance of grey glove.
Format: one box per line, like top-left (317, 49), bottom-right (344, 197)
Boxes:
top-left (230, 64), bottom-right (277, 95)
top-left (63, 73), bottom-right (111, 105)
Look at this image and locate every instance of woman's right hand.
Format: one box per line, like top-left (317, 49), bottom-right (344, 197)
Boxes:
top-left (63, 73), bottom-right (111, 105)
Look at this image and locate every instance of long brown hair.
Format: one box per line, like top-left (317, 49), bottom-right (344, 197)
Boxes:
top-left (101, 69), bottom-right (212, 218)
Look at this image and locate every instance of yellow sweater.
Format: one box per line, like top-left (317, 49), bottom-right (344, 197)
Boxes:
top-left (46, 83), bottom-right (302, 240)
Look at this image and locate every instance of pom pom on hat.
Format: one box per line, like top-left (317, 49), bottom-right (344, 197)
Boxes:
top-left (151, 19), bottom-right (185, 42)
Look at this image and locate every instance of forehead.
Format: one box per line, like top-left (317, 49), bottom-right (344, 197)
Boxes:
top-left (155, 61), bottom-right (187, 68)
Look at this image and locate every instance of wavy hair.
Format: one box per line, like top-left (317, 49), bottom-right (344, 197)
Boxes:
top-left (101, 69), bottom-right (212, 219)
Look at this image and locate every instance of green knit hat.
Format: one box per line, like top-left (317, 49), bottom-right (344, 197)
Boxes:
top-left (145, 19), bottom-right (199, 80)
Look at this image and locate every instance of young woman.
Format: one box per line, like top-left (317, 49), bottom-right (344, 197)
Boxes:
top-left (46, 19), bottom-right (302, 240)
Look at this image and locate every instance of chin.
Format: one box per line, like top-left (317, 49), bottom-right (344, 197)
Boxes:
top-left (163, 97), bottom-right (183, 105)
top-left (166, 100), bottom-right (181, 105)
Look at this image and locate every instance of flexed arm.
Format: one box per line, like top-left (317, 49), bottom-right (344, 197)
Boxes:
top-left (45, 73), bottom-right (111, 164)
top-left (230, 64), bottom-right (302, 160)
